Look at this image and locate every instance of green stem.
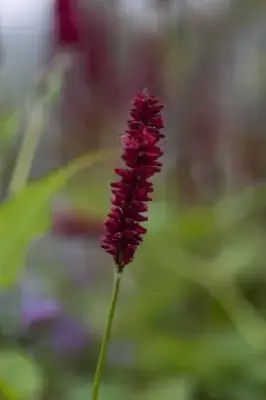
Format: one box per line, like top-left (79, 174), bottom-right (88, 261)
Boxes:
top-left (8, 101), bottom-right (45, 196)
top-left (92, 270), bottom-right (122, 400)
top-left (7, 53), bottom-right (68, 196)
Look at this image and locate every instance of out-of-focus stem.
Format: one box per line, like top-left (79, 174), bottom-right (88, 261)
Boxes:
top-left (8, 102), bottom-right (45, 195)
top-left (8, 53), bottom-right (71, 196)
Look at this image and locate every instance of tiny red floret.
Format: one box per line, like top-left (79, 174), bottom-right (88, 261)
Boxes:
top-left (101, 90), bottom-right (165, 271)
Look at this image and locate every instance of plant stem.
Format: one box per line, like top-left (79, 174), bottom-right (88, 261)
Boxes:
top-left (8, 53), bottom-right (69, 197)
top-left (8, 101), bottom-right (45, 195)
top-left (92, 270), bottom-right (122, 400)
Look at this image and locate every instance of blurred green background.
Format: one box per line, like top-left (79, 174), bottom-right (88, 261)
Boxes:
top-left (1, 0), bottom-right (266, 399)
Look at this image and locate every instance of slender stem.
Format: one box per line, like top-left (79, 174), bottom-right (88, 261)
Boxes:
top-left (92, 270), bottom-right (122, 400)
top-left (8, 53), bottom-right (69, 196)
top-left (7, 101), bottom-right (45, 196)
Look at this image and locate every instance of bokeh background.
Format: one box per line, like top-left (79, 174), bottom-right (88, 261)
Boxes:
top-left (1, 0), bottom-right (266, 399)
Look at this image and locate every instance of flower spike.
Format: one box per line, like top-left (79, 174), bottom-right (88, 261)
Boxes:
top-left (101, 90), bottom-right (165, 271)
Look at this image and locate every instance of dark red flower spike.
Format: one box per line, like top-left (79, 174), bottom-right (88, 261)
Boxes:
top-left (101, 90), bottom-right (165, 271)
top-left (55, 0), bottom-right (80, 46)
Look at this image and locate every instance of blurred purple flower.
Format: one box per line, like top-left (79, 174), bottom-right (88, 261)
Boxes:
top-left (21, 297), bottom-right (61, 330)
top-left (51, 315), bottom-right (89, 356)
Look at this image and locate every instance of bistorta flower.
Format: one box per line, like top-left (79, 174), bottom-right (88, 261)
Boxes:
top-left (101, 90), bottom-right (165, 271)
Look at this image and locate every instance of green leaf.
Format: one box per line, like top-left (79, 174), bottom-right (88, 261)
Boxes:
top-left (0, 349), bottom-right (42, 400)
top-left (0, 150), bottom-right (112, 285)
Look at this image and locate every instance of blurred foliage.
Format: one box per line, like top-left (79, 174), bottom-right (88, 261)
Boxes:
top-left (12, 170), bottom-right (266, 399)
top-left (5, 154), bottom-right (266, 398)
top-left (0, 349), bottom-right (42, 400)
top-left (104, 188), bottom-right (266, 398)
top-left (2, 1), bottom-right (266, 399)
top-left (58, 175), bottom-right (266, 398)
top-left (0, 150), bottom-right (109, 285)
